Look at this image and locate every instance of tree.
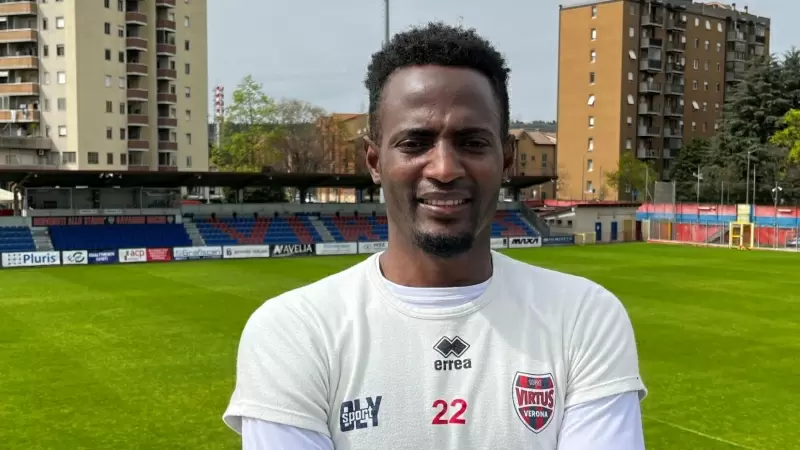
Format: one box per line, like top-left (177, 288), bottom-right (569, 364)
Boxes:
top-left (670, 138), bottom-right (711, 201)
top-left (605, 151), bottom-right (657, 201)
top-left (771, 109), bottom-right (800, 162)
top-left (555, 163), bottom-right (570, 197)
top-left (270, 99), bottom-right (343, 173)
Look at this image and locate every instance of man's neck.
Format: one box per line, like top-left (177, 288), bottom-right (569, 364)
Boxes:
top-left (379, 233), bottom-right (493, 288)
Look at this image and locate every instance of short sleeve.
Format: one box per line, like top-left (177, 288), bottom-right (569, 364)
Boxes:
top-left (223, 296), bottom-right (332, 437)
top-left (564, 286), bottom-right (647, 408)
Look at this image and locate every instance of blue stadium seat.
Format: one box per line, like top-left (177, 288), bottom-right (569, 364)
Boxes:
top-left (0, 226), bottom-right (36, 252)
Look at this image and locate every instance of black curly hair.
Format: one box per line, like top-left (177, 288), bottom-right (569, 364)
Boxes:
top-left (364, 22), bottom-right (511, 142)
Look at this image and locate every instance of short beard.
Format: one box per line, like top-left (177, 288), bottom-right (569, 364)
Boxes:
top-left (412, 230), bottom-right (474, 259)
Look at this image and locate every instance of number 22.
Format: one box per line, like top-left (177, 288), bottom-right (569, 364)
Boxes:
top-left (431, 398), bottom-right (467, 425)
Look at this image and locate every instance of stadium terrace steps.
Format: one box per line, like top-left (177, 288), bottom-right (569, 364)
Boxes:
top-left (0, 226), bottom-right (36, 252)
top-left (48, 224), bottom-right (193, 251)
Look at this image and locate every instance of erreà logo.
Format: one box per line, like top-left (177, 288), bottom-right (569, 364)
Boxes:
top-left (272, 244), bottom-right (313, 257)
top-left (433, 336), bottom-right (472, 371)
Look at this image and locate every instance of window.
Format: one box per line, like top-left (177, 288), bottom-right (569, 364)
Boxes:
top-left (105, 75), bottom-right (112, 87)
top-left (184, 63), bottom-right (190, 74)
top-left (692, 80), bottom-right (698, 90)
top-left (591, 6), bottom-right (597, 18)
top-left (587, 95), bottom-right (595, 106)
top-left (58, 125), bottom-right (67, 136)
top-left (590, 29), bottom-right (597, 40)
top-left (694, 17), bottom-right (700, 27)
top-left (590, 50), bottom-right (596, 62)
top-left (106, 127), bottom-right (113, 139)
top-left (702, 122), bottom-right (707, 132)
top-left (586, 181), bottom-right (594, 193)
top-left (184, 40), bottom-right (190, 51)
top-left (589, 72), bottom-right (595, 84)
top-left (587, 159), bottom-right (593, 172)
top-left (704, 60), bottom-right (709, 71)
top-left (117, 0), bottom-right (123, 11)
top-left (629, 4), bottom-right (635, 15)
top-left (717, 22), bottom-right (723, 32)
top-left (716, 82), bottom-right (721, 92)
top-left (62, 152), bottom-right (76, 164)
top-left (43, 99), bottom-right (50, 111)
top-left (88, 152), bottom-right (99, 164)
top-left (186, 156), bottom-right (192, 168)
top-left (704, 40), bottom-right (710, 50)
top-left (184, 87), bottom-right (191, 98)
top-left (693, 59), bottom-right (699, 69)
top-left (106, 101), bottom-right (113, 113)
top-left (104, 22), bottom-right (111, 34)
top-left (185, 109), bottom-right (191, 120)
top-left (628, 50), bottom-right (637, 60)
top-left (691, 121), bottom-right (697, 131)
top-left (119, 77), bottom-right (125, 88)
top-left (704, 81), bottom-right (708, 91)
top-left (629, 27), bottom-right (635, 38)
top-left (107, 153), bottom-right (114, 165)
top-left (588, 116), bottom-right (595, 128)
top-left (186, 133), bottom-right (192, 144)
top-left (120, 128), bottom-right (126, 140)
top-left (119, 52), bottom-right (125, 63)
top-left (588, 138), bottom-right (594, 151)
top-left (42, 18), bottom-right (47, 30)
top-left (692, 100), bottom-right (700, 110)
top-left (694, 38), bottom-right (699, 48)
top-left (104, 0), bottom-right (110, 7)
top-left (627, 94), bottom-right (634, 105)
top-left (705, 20), bottom-right (711, 30)
top-left (42, 45), bottom-right (48, 57)
top-left (105, 49), bottom-right (111, 61)
top-left (56, 45), bottom-right (64, 56)
top-left (57, 71), bottom-right (66, 84)
top-left (56, 17), bottom-right (65, 29)
top-left (702, 101), bottom-right (708, 111)
top-left (626, 138), bottom-right (632, 149)
top-left (184, 16), bottom-right (190, 27)
top-left (627, 116), bottom-right (633, 125)
top-left (57, 98), bottom-right (66, 110)
top-left (121, 153), bottom-right (127, 165)
top-left (716, 42), bottom-right (722, 52)
top-left (715, 103), bottom-right (720, 112)
top-left (43, 72), bottom-right (50, 84)
top-left (628, 72), bottom-right (634, 81)
top-left (118, 26), bottom-right (125, 38)
top-left (717, 62), bottom-right (721, 72)
top-left (120, 103), bottom-right (126, 114)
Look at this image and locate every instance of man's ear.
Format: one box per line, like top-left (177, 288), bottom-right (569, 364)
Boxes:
top-left (502, 133), bottom-right (515, 175)
top-left (363, 135), bottom-right (381, 185)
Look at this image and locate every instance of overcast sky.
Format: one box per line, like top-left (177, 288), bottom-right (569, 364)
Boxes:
top-left (208, 0), bottom-right (798, 122)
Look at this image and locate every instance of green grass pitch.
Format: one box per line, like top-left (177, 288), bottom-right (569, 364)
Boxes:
top-left (0, 243), bottom-right (797, 449)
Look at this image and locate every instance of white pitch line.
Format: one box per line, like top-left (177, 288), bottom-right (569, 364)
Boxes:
top-left (644, 415), bottom-right (755, 449)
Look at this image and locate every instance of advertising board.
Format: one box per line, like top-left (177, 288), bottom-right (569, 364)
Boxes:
top-left (223, 245), bottom-right (271, 259)
top-left (270, 244), bottom-right (315, 258)
top-left (61, 250), bottom-right (88, 265)
top-left (542, 236), bottom-right (575, 245)
top-left (508, 236), bottom-right (542, 248)
top-left (358, 241), bottom-right (388, 254)
top-left (315, 242), bottom-right (358, 256)
top-left (88, 250), bottom-right (118, 264)
top-left (1, 251), bottom-right (61, 268)
top-left (490, 237), bottom-right (508, 249)
top-left (146, 248), bottom-right (172, 262)
top-left (31, 215), bottom-right (175, 227)
top-left (119, 248), bottom-right (147, 263)
top-left (173, 246), bottom-right (223, 261)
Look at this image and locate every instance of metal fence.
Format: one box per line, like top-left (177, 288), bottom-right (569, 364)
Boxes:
top-left (646, 219), bottom-right (800, 252)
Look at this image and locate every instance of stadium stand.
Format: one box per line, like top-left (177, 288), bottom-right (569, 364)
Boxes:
top-left (49, 224), bottom-right (192, 251)
top-left (0, 226), bottom-right (36, 252)
top-left (492, 210), bottom-right (539, 237)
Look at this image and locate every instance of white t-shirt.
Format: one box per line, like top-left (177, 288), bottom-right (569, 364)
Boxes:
top-left (224, 250), bottom-right (646, 449)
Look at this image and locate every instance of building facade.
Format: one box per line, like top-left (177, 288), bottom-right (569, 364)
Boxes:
top-left (557, 0), bottom-right (769, 200)
top-left (509, 129), bottom-right (558, 200)
top-left (0, 0), bottom-right (208, 172)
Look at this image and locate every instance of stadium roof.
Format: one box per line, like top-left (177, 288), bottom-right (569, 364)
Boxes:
top-left (0, 169), bottom-right (552, 190)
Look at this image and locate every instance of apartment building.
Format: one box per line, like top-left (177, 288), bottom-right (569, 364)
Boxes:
top-left (509, 129), bottom-right (557, 200)
top-left (0, 0), bottom-right (208, 172)
top-left (557, 0), bottom-right (769, 200)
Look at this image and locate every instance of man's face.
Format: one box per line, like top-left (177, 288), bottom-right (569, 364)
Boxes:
top-left (366, 65), bottom-right (514, 258)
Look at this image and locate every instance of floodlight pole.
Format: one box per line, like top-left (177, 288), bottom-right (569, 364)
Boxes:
top-left (384, 0), bottom-right (390, 46)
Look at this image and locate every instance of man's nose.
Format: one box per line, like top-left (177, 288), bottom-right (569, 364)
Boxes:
top-left (423, 141), bottom-right (466, 184)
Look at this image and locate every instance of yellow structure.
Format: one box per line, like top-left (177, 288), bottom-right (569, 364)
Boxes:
top-left (0, 0), bottom-right (209, 172)
top-left (729, 222), bottom-right (754, 249)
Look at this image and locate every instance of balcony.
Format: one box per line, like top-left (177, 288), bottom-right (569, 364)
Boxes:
top-left (664, 138), bottom-right (682, 152)
top-left (156, 19), bottom-right (176, 31)
top-left (664, 106), bottom-right (683, 116)
top-left (0, 109), bottom-right (39, 122)
top-left (639, 59), bottom-right (662, 72)
top-left (665, 83), bottom-right (684, 95)
top-left (126, 37), bottom-right (148, 51)
top-left (641, 15), bottom-right (664, 27)
top-left (126, 63), bottom-right (148, 76)
top-left (127, 164), bottom-right (150, 171)
top-left (156, 43), bottom-right (176, 55)
top-left (727, 31), bottom-right (745, 42)
top-left (127, 88), bottom-right (148, 101)
top-left (665, 63), bottom-right (685, 73)
top-left (0, 2), bottom-right (37, 16)
top-left (0, 55), bottom-right (37, 70)
top-left (156, 68), bottom-right (176, 79)
top-left (638, 125), bottom-right (660, 137)
top-left (0, 82), bottom-right (38, 96)
top-left (125, 11), bottom-right (147, 25)
top-left (128, 114), bottom-right (149, 126)
top-left (638, 103), bottom-right (661, 115)
top-left (727, 51), bottom-right (747, 62)
top-left (726, 71), bottom-right (745, 83)
top-left (158, 141), bottom-right (178, 151)
top-left (158, 165), bottom-right (178, 172)
top-left (0, 29), bottom-right (37, 43)
top-left (157, 117), bottom-right (177, 127)
top-left (666, 41), bottom-right (685, 52)
top-left (157, 92), bottom-right (177, 103)
top-left (663, 127), bottom-right (683, 138)
top-left (640, 37), bottom-right (662, 48)
top-left (640, 81), bottom-right (661, 93)
top-left (155, 0), bottom-right (176, 6)
top-left (0, 136), bottom-right (51, 150)
top-left (667, 17), bottom-right (687, 31)
top-left (637, 147), bottom-right (659, 159)
top-left (128, 140), bottom-right (149, 150)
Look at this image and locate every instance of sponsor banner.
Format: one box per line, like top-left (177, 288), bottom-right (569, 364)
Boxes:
top-left (173, 246), bottom-right (223, 261)
top-left (490, 237), bottom-right (508, 249)
top-left (315, 242), bottom-right (357, 256)
top-left (62, 250), bottom-right (88, 265)
top-left (358, 241), bottom-right (388, 254)
top-left (146, 248), bottom-right (172, 262)
top-left (88, 250), bottom-right (118, 264)
top-left (1, 251), bottom-right (60, 268)
top-left (32, 215), bottom-right (175, 227)
top-left (270, 243), bottom-right (315, 258)
top-left (223, 245), bottom-right (271, 259)
top-left (119, 248), bottom-right (147, 263)
top-left (542, 236), bottom-right (575, 245)
top-left (508, 236), bottom-right (542, 248)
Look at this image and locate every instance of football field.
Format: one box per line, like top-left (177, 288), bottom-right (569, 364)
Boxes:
top-left (0, 243), bottom-right (797, 449)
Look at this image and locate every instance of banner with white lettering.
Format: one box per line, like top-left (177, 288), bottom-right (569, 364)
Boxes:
top-left (223, 245), bottom-right (271, 259)
top-left (2, 251), bottom-right (61, 268)
top-left (270, 244), bottom-right (315, 257)
top-left (173, 246), bottom-right (223, 261)
top-left (119, 248), bottom-right (147, 263)
top-left (62, 250), bottom-right (88, 265)
top-left (542, 236), bottom-right (575, 245)
top-left (315, 242), bottom-right (358, 256)
top-left (490, 237), bottom-right (508, 249)
top-left (508, 236), bottom-right (542, 248)
top-left (358, 241), bottom-right (388, 254)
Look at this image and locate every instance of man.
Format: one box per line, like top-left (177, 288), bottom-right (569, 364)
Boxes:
top-left (223, 23), bottom-right (647, 449)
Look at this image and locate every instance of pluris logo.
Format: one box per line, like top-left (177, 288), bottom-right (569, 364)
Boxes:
top-left (512, 372), bottom-right (556, 433)
top-left (433, 336), bottom-right (472, 371)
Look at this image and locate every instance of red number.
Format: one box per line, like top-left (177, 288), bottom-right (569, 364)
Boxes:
top-left (431, 398), bottom-right (468, 425)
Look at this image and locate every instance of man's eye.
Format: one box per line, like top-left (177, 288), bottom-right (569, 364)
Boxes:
top-left (398, 140), bottom-right (426, 149)
top-left (463, 140), bottom-right (489, 149)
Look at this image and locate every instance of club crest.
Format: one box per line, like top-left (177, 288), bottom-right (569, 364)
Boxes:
top-left (512, 372), bottom-right (556, 433)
